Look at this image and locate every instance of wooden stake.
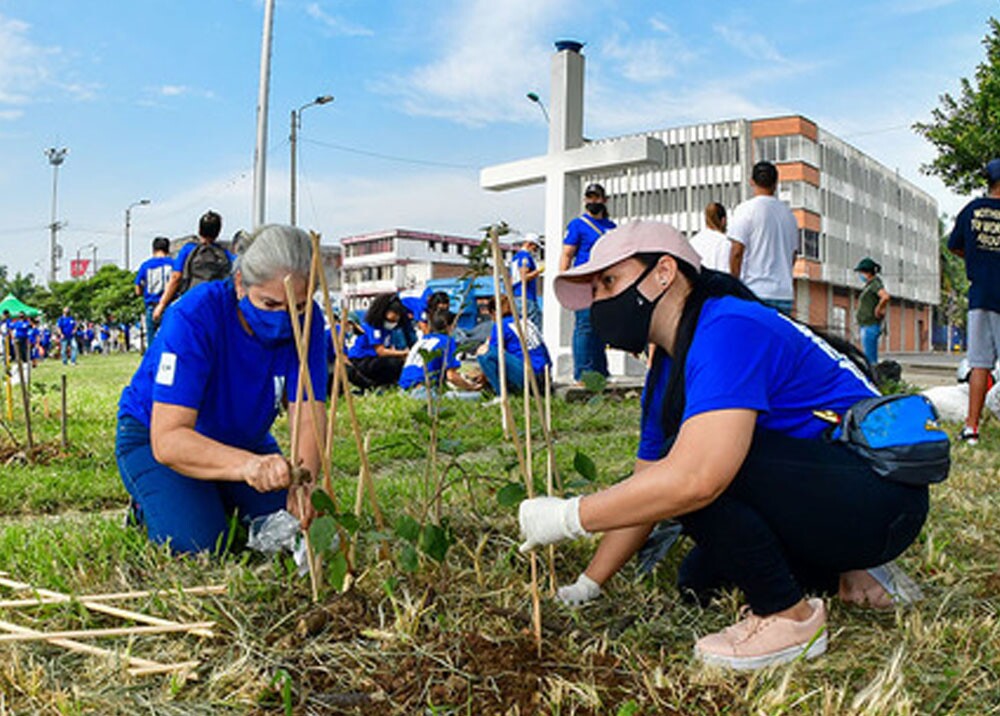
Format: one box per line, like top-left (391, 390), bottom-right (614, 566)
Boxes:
top-left (3, 334), bottom-right (13, 422)
top-left (12, 340), bottom-right (32, 451)
top-left (0, 584), bottom-right (226, 609)
top-left (60, 374), bottom-right (68, 450)
top-left (488, 226), bottom-right (511, 438)
top-left (545, 366), bottom-right (557, 596)
top-left (0, 621), bottom-right (215, 643)
top-left (0, 617), bottom-right (199, 679)
top-left (283, 274), bottom-right (321, 604)
top-left (0, 576), bottom-right (213, 638)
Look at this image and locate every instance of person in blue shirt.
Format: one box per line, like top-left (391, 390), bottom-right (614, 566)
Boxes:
top-left (399, 309), bottom-right (483, 400)
top-left (116, 224), bottom-right (326, 554)
top-left (40, 325), bottom-right (52, 360)
top-left (27, 318), bottom-right (40, 364)
top-left (947, 158), bottom-right (1000, 446)
top-left (518, 220), bottom-right (929, 670)
top-left (345, 293), bottom-right (410, 390)
top-left (135, 237), bottom-right (174, 342)
top-left (560, 183), bottom-right (616, 381)
top-left (152, 211), bottom-right (234, 323)
top-left (510, 233), bottom-right (544, 330)
top-left (57, 307), bottom-right (77, 365)
top-left (476, 295), bottom-right (551, 395)
top-left (10, 313), bottom-right (30, 365)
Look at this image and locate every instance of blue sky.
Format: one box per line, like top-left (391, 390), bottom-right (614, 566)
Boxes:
top-left (0, 0), bottom-right (995, 281)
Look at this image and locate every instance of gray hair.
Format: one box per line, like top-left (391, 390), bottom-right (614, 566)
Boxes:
top-left (234, 224), bottom-right (313, 287)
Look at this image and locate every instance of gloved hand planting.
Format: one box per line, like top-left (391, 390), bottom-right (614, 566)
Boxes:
top-left (557, 573), bottom-right (601, 606)
top-left (518, 495), bottom-right (590, 553)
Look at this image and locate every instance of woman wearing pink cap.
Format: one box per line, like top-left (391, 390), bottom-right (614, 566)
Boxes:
top-left (517, 220), bottom-right (929, 670)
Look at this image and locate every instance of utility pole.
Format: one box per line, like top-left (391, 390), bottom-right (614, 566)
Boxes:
top-left (251, 0), bottom-right (275, 228)
top-left (290, 94), bottom-right (334, 226)
top-left (44, 147), bottom-right (68, 285)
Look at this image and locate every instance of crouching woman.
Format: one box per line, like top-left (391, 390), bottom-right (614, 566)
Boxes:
top-left (115, 224), bottom-right (327, 553)
top-left (518, 220), bottom-right (931, 670)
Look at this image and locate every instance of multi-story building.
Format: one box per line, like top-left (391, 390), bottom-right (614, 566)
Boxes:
top-left (340, 228), bottom-right (516, 312)
top-left (587, 115), bottom-right (939, 353)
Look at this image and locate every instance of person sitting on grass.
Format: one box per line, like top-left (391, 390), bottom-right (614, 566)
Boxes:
top-left (517, 220), bottom-right (930, 671)
top-left (399, 308), bottom-right (484, 401)
top-left (476, 295), bottom-right (551, 395)
top-left (115, 224), bottom-right (325, 554)
top-left (345, 293), bottom-right (411, 391)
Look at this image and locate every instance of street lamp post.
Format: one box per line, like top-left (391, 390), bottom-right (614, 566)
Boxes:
top-left (44, 147), bottom-right (68, 285)
top-left (526, 92), bottom-right (550, 124)
top-left (124, 199), bottom-right (151, 271)
top-left (290, 94), bottom-right (334, 226)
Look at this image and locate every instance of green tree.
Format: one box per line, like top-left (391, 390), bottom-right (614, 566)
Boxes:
top-left (914, 17), bottom-right (1000, 194)
top-left (32, 266), bottom-right (141, 323)
top-left (938, 215), bottom-right (969, 332)
top-left (0, 265), bottom-right (40, 303)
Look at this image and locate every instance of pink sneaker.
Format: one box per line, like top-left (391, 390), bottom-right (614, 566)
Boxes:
top-left (694, 598), bottom-right (827, 670)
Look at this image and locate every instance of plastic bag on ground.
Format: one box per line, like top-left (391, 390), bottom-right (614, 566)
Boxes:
top-left (248, 509), bottom-right (315, 576)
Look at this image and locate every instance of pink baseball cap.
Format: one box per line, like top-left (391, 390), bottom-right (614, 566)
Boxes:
top-left (554, 220), bottom-right (701, 310)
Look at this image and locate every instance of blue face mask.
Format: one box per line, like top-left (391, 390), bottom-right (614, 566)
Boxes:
top-left (858, 273), bottom-right (869, 284)
top-left (239, 295), bottom-right (294, 347)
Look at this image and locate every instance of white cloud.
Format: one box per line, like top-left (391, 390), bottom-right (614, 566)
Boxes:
top-left (886, 0), bottom-right (961, 15)
top-left (374, 0), bottom-right (573, 126)
top-left (305, 2), bottom-right (374, 37)
top-left (599, 17), bottom-right (697, 84)
top-left (145, 84), bottom-right (216, 102)
top-left (714, 23), bottom-right (799, 68)
top-left (0, 109), bottom-right (23, 121)
top-left (0, 14), bottom-right (56, 106)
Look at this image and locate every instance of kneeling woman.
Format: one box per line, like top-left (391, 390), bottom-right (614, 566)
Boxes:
top-left (116, 225), bottom-right (326, 553)
top-left (518, 221), bottom-right (929, 670)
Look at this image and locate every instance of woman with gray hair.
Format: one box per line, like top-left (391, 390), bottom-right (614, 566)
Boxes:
top-left (116, 224), bottom-right (326, 553)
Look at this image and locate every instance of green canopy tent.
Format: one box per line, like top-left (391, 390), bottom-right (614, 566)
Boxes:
top-left (0, 294), bottom-right (40, 317)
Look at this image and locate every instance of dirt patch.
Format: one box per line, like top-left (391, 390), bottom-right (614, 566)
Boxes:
top-left (0, 441), bottom-right (64, 466)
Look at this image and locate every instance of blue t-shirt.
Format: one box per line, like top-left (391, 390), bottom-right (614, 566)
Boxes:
top-left (564, 215), bottom-right (616, 267)
top-left (346, 321), bottom-right (391, 360)
top-left (637, 296), bottom-right (879, 461)
top-left (948, 196), bottom-right (1000, 311)
top-left (135, 256), bottom-right (174, 305)
top-left (57, 315), bottom-right (75, 338)
top-left (11, 319), bottom-right (30, 340)
top-left (398, 333), bottom-right (460, 389)
top-left (118, 280), bottom-right (327, 454)
top-left (510, 250), bottom-right (538, 301)
top-left (173, 242), bottom-right (236, 273)
top-left (488, 316), bottom-right (551, 373)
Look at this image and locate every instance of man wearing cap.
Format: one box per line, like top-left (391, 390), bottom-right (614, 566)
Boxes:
top-left (948, 158), bottom-right (1000, 445)
top-left (854, 257), bottom-right (889, 366)
top-left (729, 161), bottom-right (799, 314)
top-left (518, 219), bottom-right (928, 670)
top-left (560, 183), bottom-right (616, 380)
top-left (510, 233), bottom-right (544, 330)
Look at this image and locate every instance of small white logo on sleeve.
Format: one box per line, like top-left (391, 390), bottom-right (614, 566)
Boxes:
top-left (156, 352), bottom-right (177, 386)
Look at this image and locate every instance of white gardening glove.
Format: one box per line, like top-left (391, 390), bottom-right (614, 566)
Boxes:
top-left (518, 496), bottom-right (590, 553)
top-left (557, 573), bottom-right (601, 607)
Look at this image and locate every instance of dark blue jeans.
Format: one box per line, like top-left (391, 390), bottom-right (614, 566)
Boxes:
top-left (572, 309), bottom-right (608, 381)
top-left (675, 428), bottom-right (928, 615)
top-left (478, 347), bottom-right (543, 394)
top-left (144, 304), bottom-right (160, 344)
top-left (115, 415), bottom-right (287, 554)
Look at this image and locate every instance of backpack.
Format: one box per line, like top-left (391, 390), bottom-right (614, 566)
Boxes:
top-left (179, 242), bottom-right (231, 294)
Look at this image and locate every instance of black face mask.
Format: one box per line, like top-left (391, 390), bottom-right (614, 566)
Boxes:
top-left (590, 263), bottom-right (667, 354)
top-left (585, 202), bottom-right (606, 216)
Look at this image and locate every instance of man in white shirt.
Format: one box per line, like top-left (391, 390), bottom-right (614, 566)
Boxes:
top-left (729, 161), bottom-right (799, 314)
top-left (689, 202), bottom-right (735, 272)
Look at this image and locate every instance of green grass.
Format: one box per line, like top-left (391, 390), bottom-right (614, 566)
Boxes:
top-left (0, 353), bottom-right (998, 714)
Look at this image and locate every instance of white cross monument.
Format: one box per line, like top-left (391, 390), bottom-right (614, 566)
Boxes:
top-left (480, 40), bottom-right (665, 379)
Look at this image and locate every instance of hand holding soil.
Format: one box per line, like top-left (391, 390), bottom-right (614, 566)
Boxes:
top-left (240, 454), bottom-right (291, 492)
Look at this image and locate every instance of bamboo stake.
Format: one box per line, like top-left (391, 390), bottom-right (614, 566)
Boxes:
top-left (4, 333), bottom-right (13, 422)
top-left (0, 576), bottom-right (213, 638)
top-left (283, 274), bottom-right (321, 604)
top-left (60, 374), bottom-right (68, 450)
top-left (0, 621), bottom-right (215, 643)
top-left (12, 340), bottom-right (33, 451)
top-left (0, 584), bottom-right (226, 609)
top-left (310, 233), bottom-right (386, 549)
top-left (0, 617), bottom-right (199, 678)
top-left (488, 226), bottom-right (511, 438)
top-left (486, 228), bottom-right (541, 656)
top-left (544, 366), bottom-right (557, 596)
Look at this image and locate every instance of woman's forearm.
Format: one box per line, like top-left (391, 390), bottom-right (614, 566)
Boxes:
top-left (151, 424), bottom-right (256, 481)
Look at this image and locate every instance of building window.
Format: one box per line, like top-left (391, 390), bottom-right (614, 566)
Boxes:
top-left (800, 229), bottom-right (820, 260)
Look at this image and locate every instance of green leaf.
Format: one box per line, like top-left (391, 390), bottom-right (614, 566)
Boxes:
top-left (395, 515), bottom-right (421, 544)
top-left (496, 481), bottom-right (526, 507)
top-left (327, 550), bottom-right (349, 591)
top-left (419, 523), bottom-right (453, 563)
top-left (573, 451), bottom-right (598, 482)
top-left (580, 370), bottom-right (607, 393)
top-left (616, 700), bottom-right (640, 716)
top-left (399, 543), bottom-right (419, 573)
top-left (310, 489), bottom-right (337, 515)
top-left (437, 408), bottom-right (455, 421)
top-left (334, 512), bottom-right (360, 534)
top-left (309, 515), bottom-right (338, 554)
